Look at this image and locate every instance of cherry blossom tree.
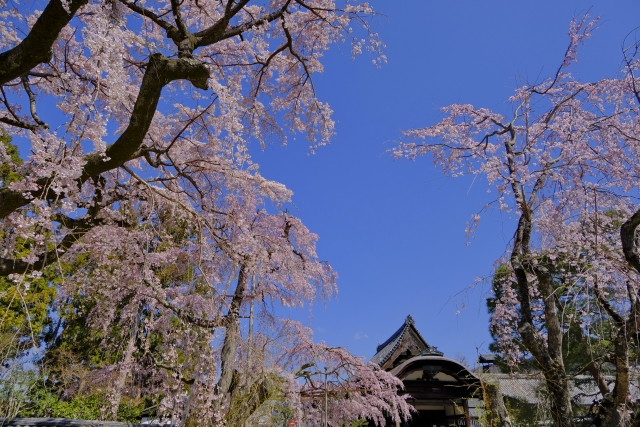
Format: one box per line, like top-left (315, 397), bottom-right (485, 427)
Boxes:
top-left (395, 16), bottom-right (640, 427)
top-left (0, 0), bottom-right (410, 423)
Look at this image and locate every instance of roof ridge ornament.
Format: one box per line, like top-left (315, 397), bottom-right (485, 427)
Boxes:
top-left (405, 314), bottom-right (414, 325)
top-left (419, 344), bottom-right (444, 357)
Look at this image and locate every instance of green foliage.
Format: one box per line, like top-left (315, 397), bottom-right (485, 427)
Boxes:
top-left (22, 388), bottom-right (105, 420)
top-left (504, 397), bottom-right (540, 427)
top-left (343, 420), bottom-right (368, 427)
top-left (116, 397), bottom-right (152, 423)
top-left (487, 258), bottom-right (624, 375)
top-left (0, 275), bottom-right (55, 335)
top-left (240, 396), bottom-right (297, 427)
top-left (486, 264), bottom-right (536, 372)
top-left (20, 387), bottom-right (149, 421)
top-left (0, 251), bottom-right (155, 422)
top-left (226, 371), bottom-right (295, 427)
top-left (0, 274), bottom-right (56, 361)
top-left (0, 366), bottom-right (38, 418)
top-left (486, 264), bottom-right (510, 316)
top-left (0, 133), bottom-right (23, 188)
top-left (0, 136), bottom-right (54, 360)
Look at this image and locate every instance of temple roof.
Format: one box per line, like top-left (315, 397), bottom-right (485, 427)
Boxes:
top-left (370, 315), bottom-right (441, 368)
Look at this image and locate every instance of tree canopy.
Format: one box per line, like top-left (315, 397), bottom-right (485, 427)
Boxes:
top-left (0, 0), bottom-right (410, 424)
top-left (395, 16), bottom-right (640, 427)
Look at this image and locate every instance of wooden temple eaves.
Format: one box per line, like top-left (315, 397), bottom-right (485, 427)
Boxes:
top-left (371, 315), bottom-right (480, 427)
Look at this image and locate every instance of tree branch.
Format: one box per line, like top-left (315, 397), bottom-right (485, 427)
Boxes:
top-left (216, 257), bottom-right (250, 406)
top-left (118, 0), bottom-right (181, 42)
top-left (195, 1), bottom-right (289, 47)
top-left (0, 0), bottom-right (88, 85)
top-left (0, 218), bottom-right (92, 276)
top-left (621, 209), bottom-right (640, 274)
top-left (21, 75), bottom-right (48, 129)
top-left (170, 0), bottom-right (189, 39)
top-left (0, 54), bottom-right (209, 220)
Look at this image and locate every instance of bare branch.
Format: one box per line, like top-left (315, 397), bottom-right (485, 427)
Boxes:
top-left (21, 75), bottom-right (48, 129)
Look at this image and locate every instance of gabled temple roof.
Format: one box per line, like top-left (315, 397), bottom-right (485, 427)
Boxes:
top-left (370, 315), bottom-right (441, 368)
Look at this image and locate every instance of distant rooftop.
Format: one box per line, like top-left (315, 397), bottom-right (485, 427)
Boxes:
top-left (479, 353), bottom-right (497, 363)
top-left (486, 373), bottom-right (640, 406)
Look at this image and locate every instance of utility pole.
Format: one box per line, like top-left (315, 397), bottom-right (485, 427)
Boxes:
top-left (248, 276), bottom-right (255, 351)
top-left (324, 367), bottom-right (328, 427)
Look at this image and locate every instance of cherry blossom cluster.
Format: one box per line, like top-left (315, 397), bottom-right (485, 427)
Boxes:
top-left (395, 14), bottom-right (640, 366)
top-left (0, 0), bottom-right (406, 423)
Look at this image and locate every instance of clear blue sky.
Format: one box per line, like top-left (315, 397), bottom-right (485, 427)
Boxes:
top-left (9, 0), bottom-right (640, 367)
top-left (252, 1), bottom-right (640, 365)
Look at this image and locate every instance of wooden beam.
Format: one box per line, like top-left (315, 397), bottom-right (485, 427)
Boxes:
top-left (463, 399), bottom-right (472, 427)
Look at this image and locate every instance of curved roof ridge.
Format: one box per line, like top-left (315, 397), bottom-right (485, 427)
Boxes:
top-left (391, 355), bottom-right (479, 380)
top-left (375, 315), bottom-right (411, 353)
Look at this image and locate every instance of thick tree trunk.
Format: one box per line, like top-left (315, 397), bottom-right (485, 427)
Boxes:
top-left (607, 332), bottom-right (630, 425)
top-left (213, 257), bottom-right (250, 413)
top-left (517, 295), bottom-right (575, 427)
top-left (542, 367), bottom-right (575, 427)
top-left (536, 266), bottom-right (576, 427)
top-left (510, 210), bottom-right (575, 427)
top-left (109, 316), bottom-right (139, 419)
top-left (482, 381), bottom-right (512, 427)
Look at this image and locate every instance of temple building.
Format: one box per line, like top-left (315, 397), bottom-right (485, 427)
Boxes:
top-left (371, 315), bottom-right (481, 427)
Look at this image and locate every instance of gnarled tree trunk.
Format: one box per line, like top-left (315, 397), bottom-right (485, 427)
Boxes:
top-left (483, 381), bottom-right (512, 427)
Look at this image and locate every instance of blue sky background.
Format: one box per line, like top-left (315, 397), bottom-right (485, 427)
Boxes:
top-left (7, 0), bottom-right (640, 367)
top-left (252, 1), bottom-right (640, 365)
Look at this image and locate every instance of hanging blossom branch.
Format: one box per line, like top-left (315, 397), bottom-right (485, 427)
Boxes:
top-left (393, 13), bottom-right (640, 427)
